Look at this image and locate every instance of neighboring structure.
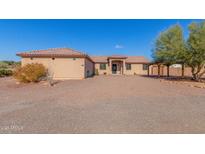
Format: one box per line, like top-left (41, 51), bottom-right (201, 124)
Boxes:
top-left (17, 48), bottom-right (150, 80)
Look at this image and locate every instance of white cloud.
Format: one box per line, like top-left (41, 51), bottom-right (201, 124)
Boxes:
top-left (115, 44), bottom-right (124, 49)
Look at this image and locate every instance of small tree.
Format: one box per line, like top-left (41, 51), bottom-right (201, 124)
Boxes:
top-left (186, 21), bottom-right (205, 81)
top-left (153, 25), bottom-right (185, 77)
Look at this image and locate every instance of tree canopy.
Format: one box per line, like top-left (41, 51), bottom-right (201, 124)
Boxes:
top-left (153, 21), bottom-right (205, 81)
top-left (186, 21), bottom-right (205, 80)
top-left (153, 24), bottom-right (185, 65)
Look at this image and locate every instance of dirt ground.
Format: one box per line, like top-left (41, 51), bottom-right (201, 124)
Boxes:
top-left (0, 75), bottom-right (205, 133)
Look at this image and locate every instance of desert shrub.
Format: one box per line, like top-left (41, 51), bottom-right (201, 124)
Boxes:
top-left (0, 69), bottom-right (13, 77)
top-left (0, 62), bottom-right (8, 69)
top-left (95, 69), bottom-right (99, 75)
top-left (2, 61), bottom-right (15, 65)
top-left (13, 63), bottom-right (47, 83)
top-left (0, 61), bottom-right (21, 70)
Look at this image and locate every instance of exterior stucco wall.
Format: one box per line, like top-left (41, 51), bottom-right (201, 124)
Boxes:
top-left (21, 57), bottom-right (149, 79)
top-left (94, 63), bottom-right (110, 75)
top-left (22, 58), bottom-right (51, 68)
top-left (84, 58), bottom-right (94, 77)
top-left (124, 64), bottom-right (148, 75)
top-left (94, 63), bottom-right (148, 75)
top-left (21, 57), bottom-right (85, 79)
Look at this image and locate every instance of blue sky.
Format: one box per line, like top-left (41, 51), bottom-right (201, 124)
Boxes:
top-left (0, 19), bottom-right (201, 61)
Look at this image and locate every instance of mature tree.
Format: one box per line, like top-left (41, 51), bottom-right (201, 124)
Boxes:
top-left (153, 24), bottom-right (185, 77)
top-left (186, 21), bottom-right (205, 81)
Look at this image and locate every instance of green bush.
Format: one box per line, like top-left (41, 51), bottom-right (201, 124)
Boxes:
top-left (13, 63), bottom-right (47, 83)
top-left (0, 69), bottom-right (13, 77)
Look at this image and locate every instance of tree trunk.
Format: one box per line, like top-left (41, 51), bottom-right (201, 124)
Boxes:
top-left (157, 64), bottom-right (160, 77)
top-left (193, 74), bottom-right (200, 81)
top-left (191, 67), bottom-right (197, 81)
top-left (191, 66), bottom-right (202, 81)
top-left (181, 63), bottom-right (184, 78)
top-left (167, 65), bottom-right (170, 77)
top-left (147, 65), bottom-right (150, 76)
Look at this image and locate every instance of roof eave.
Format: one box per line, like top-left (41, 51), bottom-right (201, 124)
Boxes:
top-left (17, 54), bottom-right (84, 58)
top-left (17, 53), bottom-right (95, 63)
top-left (107, 57), bottom-right (127, 59)
top-left (125, 62), bottom-right (151, 64)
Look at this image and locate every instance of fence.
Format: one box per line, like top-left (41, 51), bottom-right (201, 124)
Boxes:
top-left (150, 65), bottom-right (205, 77)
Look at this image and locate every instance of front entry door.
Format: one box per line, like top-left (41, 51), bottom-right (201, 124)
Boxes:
top-left (112, 64), bottom-right (117, 74)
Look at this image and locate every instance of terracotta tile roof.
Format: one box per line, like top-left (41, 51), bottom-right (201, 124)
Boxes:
top-left (126, 56), bottom-right (150, 64)
top-left (90, 56), bottom-right (108, 63)
top-left (17, 48), bottom-right (88, 58)
top-left (16, 48), bottom-right (149, 64)
top-left (108, 55), bottom-right (127, 59)
top-left (91, 56), bottom-right (150, 63)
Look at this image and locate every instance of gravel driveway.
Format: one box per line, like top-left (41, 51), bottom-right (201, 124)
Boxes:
top-left (0, 75), bottom-right (205, 133)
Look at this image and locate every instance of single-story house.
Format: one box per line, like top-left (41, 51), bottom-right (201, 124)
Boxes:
top-left (17, 48), bottom-right (150, 80)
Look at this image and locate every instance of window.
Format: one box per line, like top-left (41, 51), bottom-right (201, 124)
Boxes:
top-left (126, 64), bottom-right (131, 70)
top-left (73, 58), bottom-right (76, 60)
top-left (143, 64), bottom-right (148, 70)
top-left (52, 58), bottom-right (55, 60)
top-left (100, 63), bottom-right (106, 70)
top-left (30, 58), bottom-right (33, 60)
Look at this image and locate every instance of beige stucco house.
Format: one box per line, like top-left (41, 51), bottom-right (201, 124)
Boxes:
top-left (17, 48), bottom-right (150, 80)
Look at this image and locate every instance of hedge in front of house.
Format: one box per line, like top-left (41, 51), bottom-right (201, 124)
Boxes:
top-left (13, 63), bottom-right (47, 83)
